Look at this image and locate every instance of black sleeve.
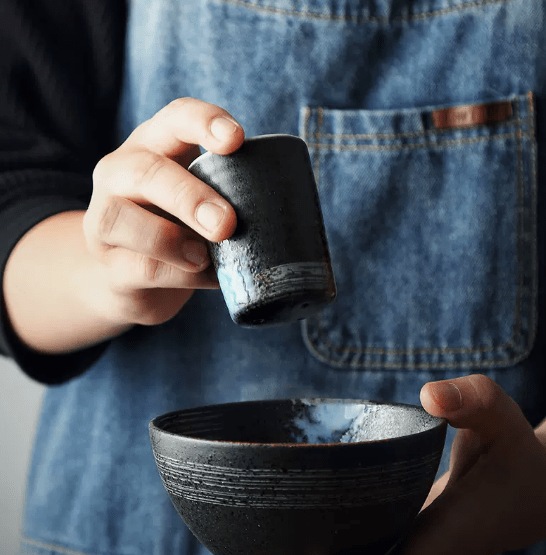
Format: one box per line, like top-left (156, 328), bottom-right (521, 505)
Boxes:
top-left (0, 0), bottom-right (128, 384)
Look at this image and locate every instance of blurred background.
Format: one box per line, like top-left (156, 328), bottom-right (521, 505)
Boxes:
top-left (0, 357), bottom-right (45, 555)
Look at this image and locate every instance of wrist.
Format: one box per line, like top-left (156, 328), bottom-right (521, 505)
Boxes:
top-left (3, 210), bottom-right (133, 355)
top-left (73, 248), bottom-right (135, 343)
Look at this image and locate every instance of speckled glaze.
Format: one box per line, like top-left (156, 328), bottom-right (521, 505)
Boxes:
top-left (149, 399), bottom-right (447, 555)
top-left (188, 135), bottom-right (337, 326)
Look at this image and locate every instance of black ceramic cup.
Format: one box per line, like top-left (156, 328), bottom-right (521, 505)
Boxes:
top-left (188, 134), bottom-right (336, 326)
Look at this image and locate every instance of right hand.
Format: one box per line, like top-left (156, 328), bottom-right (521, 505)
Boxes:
top-left (83, 98), bottom-right (245, 326)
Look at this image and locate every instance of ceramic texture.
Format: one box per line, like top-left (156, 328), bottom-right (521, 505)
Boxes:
top-left (149, 399), bottom-right (447, 555)
top-left (188, 135), bottom-right (337, 326)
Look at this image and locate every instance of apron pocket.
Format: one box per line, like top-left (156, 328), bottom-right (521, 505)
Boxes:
top-left (300, 93), bottom-right (537, 371)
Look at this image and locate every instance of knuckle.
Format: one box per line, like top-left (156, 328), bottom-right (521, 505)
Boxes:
top-left (139, 255), bottom-right (160, 283)
top-left (136, 215), bottom-right (178, 261)
top-left (468, 374), bottom-right (500, 411)
top-left (144, 221), bottom-right (169, 262)
top-left (166, 97), bottom-right (194, 114)
top-left (138, 254), bottom-right (169, 284)
top-left (170, 177), bottom-right (193, 211)
top-left (154, 97), bottom-right (194, 124)
top-left (147, 219), bottom-right (180, 261)
top-left (96, 199), bottom-right (125, 244)
top-left (92, 152), bottom-right (117, 186)
top-left (132, 150), bottom-right (164, 190)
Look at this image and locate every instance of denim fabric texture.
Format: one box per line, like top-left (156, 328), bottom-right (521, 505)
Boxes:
top-left (303, 95), bottom-right (537, 370)
top-left (21, 1), bottom-right (546, 554)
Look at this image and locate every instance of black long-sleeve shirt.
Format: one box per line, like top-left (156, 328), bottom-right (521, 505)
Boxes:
top-left (0, 0), bottom-right (127, 383)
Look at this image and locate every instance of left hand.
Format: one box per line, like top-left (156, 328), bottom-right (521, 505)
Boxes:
top-left (388, 374), bottom-right (546, 555)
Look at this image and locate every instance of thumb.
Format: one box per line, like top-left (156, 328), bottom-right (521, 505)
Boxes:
top-left (419, 374), bottom-right (535, 450)
top-left (389, 375), bottom-right (538, 555)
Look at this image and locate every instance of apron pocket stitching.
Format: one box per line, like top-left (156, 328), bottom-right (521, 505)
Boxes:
top-left (306, 131), bottom-right (527, 152)
top-left (301, 324), bottom-right (535, 369)
top-left (21, 536), bottom-right (104, 555)
top-left (302, 93), bottom-right (537, 370)
top-left (210, 0), bottom-right (513, 23)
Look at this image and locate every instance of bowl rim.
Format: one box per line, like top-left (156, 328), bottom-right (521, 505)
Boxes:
top-left (149, 398), bottom-right (447, 449)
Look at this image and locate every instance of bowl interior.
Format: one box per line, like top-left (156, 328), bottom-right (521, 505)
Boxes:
top-left (152, 398), bottom-right (443, 445)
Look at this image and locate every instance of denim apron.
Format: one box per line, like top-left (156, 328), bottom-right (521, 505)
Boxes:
top-left (20, 1), bottom-right (546, 554)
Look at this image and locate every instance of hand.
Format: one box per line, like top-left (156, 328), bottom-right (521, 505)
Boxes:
top-left (388, 374), bottom-right (546, 555)
top-left (84, 98), bottom-right (244, 326)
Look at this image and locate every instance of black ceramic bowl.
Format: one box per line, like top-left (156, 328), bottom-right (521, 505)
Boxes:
top-left (150, 399), bottom-right (447, 555)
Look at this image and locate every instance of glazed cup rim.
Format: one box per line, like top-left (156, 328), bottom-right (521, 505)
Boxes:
top-left (188, 133), bottom-right (305, 168)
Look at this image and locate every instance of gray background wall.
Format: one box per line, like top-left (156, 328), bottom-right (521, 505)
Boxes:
top-left (0, 356), bottom-right (45, 555)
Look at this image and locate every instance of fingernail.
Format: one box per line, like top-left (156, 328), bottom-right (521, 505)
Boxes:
top-left (196, 202), bottom-right (226, 232)
top-left (182, 240), bottom-right (209, 266)
top-left (432, 382), bottom-right (463, 412)
top-left (210, 117), bottom-right (239, 141)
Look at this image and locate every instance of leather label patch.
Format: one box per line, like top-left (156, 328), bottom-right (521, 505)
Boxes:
top-left (432, 101), bottom-right (513, 130)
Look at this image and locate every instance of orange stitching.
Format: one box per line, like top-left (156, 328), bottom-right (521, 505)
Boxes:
top-left (212, 0), bottom-right (383, 21)
top-left (306, 132), bottom-right (523, 152)
top-left (312, 305), bottom-right (522, 355)
top-left (526, 92), bottom-right (539, 350)
top-left (404, 0), bottom-right (514, 22)
top-left (313, 107), bottom-right (323, 184)
top-left (313, 318), bottom-right (515, 354)
top-left (211, 0), bottom-right (512, 24)
top-left (513, 95), bottom-right (524, 346)
top-left (313, 116), bottom-right (519, 141)
top-left (302, 327), bottom-right (532, 369)
top-left (21, 537), bottom-right (100, 555)
top-left (302, 106), bottom-right (311, 142)
top-left (527, 91), bottom-right (535, 137)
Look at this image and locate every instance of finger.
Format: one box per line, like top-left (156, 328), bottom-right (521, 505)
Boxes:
top-left (93, 150), bottom-right (237, 242)
top-left (421, 431), bottom-right (480, 512)
top-left (129, 288), bottom-right (197, 326)
top-left (421, 470), bottom-right (450, 510)
top-left (419, 374), bottom-right (535, 448)
top-left (388, 470), bottom-right (504, 555)
top-left (105, 247), bottom-right (219, 292)
top-left (126, 97), bottom-right (245, 157)
top-left (109, 287), bottom-right (197, 327)
top-left (171, 143), bottom-right (202, 169)
top-left (86, 196), bottom-right (211, 272)
top-left (448, 428), bottom-right (482, 483)
top-left (535, 417), bottom-right (546, 448)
